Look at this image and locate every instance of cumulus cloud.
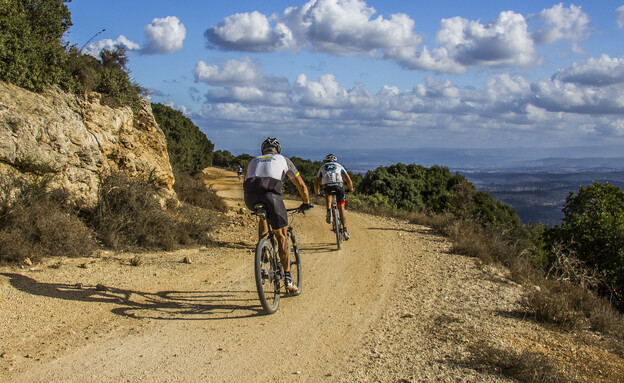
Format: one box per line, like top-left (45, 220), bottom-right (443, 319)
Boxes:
top-left (194, 57), bottom-right (292, 105)
top-left (192, 53), bottom-right (624, 147)
top-left (205, 0), bottom-right (421, 56)
top-left (142, 16), bottom-right (186, 54)
top-left (531, 3), bottom-right (591, 44)
top-left (531, 78), bottom-right (624, 115)
top-left (283, 0), bottom-right (421, 55)
top-left (531, 56), bottom-right (624, 115)
top-left (617, 6), bottom-right (624, 29)
top-left (194, 57), bottom-right (266, 86)
top-left (204, 1), bottom-right (596, 74)
top-left (82, 35), bottom-right (140, 56)
top-left (389, 11), bottom-right (538, 73)
top-left (205, 11), bottom-right (294, 52)
top-left (552, 55), bottom-right (624, 86)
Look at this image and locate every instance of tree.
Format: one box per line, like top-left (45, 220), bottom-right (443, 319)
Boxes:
top-left (151, 103), bottom-right (214, 173)
top-left (0, 0), bottom-right (72, 91)
top-left (546, 182), bottom-right (624, 305)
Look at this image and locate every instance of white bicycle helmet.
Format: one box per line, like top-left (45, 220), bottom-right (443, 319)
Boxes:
top-left (324, 153), bottom-right (337, 163)
top-left (261, 137), bottom-right (281, 154)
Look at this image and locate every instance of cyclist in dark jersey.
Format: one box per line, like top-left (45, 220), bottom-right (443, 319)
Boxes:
top-left (243, 137), bottom-right (312, 293)
top-left (314, 154), bottom-right (354, 240)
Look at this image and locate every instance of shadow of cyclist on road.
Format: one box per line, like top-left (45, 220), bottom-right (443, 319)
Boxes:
top-left (1, 273), bottom-right (263, 320)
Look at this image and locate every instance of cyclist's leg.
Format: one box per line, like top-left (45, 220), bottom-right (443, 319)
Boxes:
top-left (274, 226), bottom-right (289, 272)
top-left (263, 193), bottom-right (289, 269)
top-left (338, 203), bottom-right (347, 228)
top-left (244, 192), bottom-right (269, 239)
top-left (335, 186), bottom-right (347, 228)
top-left (257, 219), bottom-right (268, 240)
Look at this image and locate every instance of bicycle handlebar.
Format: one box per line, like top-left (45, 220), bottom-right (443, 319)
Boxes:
top-left (287, 203), bottom-right (314, 214)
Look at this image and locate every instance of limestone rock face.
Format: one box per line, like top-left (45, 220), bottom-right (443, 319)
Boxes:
top-left (0, 81), bottom-right (175, 207)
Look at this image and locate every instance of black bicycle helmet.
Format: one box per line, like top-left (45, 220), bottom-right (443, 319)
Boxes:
top-left (261, 137), bottom-right (281, 154)
top-left (324, 153), bottom-right (337, 163)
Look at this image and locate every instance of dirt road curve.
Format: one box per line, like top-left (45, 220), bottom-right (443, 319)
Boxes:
top-left (0, 168), bottom-right (579, 382)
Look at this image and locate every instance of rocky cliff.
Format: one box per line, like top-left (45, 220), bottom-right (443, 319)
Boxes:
top-left (0, 81), bottom-right (175, 207)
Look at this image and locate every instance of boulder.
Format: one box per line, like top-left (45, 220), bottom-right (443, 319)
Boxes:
top-left (0, 81), bottom-right (175, 207)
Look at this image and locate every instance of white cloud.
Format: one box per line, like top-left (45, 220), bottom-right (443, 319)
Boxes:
top-left (390, 11), bottom-right (538, 73)
top-left (616, 6), bottom-right (624, 29)
top-left (202, 2), bottom-right (597, 75)
top-left (82, 35), bottom-right (140, 56)
top-left (530, 55), bottom-right (624, 115)
top-left (283, 0), bottom-right (421, 55)
top-left (531, 3), bottom-right (591, 44)
top-left (483, 74), bottom-right (531, 102)
top-left (205, 11), bottom-right (294, 52)
top-left (294, 73), bottom-right (349, 107)
top-left (192, 54), bottom-right (624, 149)
top-left (206, 0), bottom-right (421, 56)
top-left (440, 12), bottom-right (537, 68)
top-left (194, 57), bottom-right (266, 86)
top-left (531, 77), bottom-right (624, 114)
top-left (553, 55), bottom-right (624, 86)
top-left (142, 16), bottom-right (186, 54)
top-left (195, 57), bottom-right (292, 105)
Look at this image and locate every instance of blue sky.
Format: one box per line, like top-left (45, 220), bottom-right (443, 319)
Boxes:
top-left (65, 1), bottom-right (624, 161)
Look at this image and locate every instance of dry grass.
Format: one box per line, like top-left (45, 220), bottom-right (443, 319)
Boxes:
top-left (466, 340), bottom-right (578, 383)
top-left (0, 177), bottom-right (96, 263)
top-left (0, 169), bottom-right (226, 264)
top-left (174, 169), bottom-right (228, 212)
top-left (88, 171), bottom-right (217, 251)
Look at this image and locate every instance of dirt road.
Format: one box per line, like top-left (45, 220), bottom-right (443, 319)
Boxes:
top-left (2, 168), bottom-right (618, 382)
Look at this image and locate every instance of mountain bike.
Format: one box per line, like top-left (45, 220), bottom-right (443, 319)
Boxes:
top-left (324, 190), bottom-right (345, 250)
top-left (252, 203), bottom-right (311, 314)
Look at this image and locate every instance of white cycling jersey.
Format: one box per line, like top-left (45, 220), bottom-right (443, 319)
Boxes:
top-left (244, 153), bottom-right (299, 195)
top-left (317, 161), bottom-right (347, 185)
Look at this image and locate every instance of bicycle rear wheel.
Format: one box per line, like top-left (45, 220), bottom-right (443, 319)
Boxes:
top-left (254, 238), bottom-right (280, 314)
top-left (332, 206), bottom-right (342, 250)
top-left (287, 230), bottom-right (302, 295)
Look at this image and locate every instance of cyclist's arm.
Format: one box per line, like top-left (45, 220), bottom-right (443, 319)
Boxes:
top-left (292, 174), bottom-right (310, 204)
top-left (342, 169), bottom-right (354, 192)
top-left (314, 176), bottom-right (321, 195)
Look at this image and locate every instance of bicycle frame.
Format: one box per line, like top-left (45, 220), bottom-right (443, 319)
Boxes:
top-left (323, 191), bottom-right (344, 250)
top-left (252, 204), bottom-right (304, 314)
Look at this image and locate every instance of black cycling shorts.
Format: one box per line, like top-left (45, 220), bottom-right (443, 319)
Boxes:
top-left (244, 191), bottom-right (288, 229)
top-left (323, 183), bottom-right (346, 205)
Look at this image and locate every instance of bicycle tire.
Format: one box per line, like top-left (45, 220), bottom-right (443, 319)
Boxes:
top-left (254, 238), bottom-right (280, 314)
top-left (333, 206), bottom-right (342, 250)
top-left (288, 230), bottom-right (302, 295)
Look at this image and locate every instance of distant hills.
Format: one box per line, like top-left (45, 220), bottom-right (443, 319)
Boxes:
top-left (286, 147), bottom-right (624, 174)
top-left (461, 169), bottom-right (624, 225)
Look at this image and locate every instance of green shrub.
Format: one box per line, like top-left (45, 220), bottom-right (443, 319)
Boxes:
top-left (0, 0), bottom-right (73, 91)
top-left (152, 103), bottom-right (215, 173)
top-left (544, 182), bottom-right (624, 307)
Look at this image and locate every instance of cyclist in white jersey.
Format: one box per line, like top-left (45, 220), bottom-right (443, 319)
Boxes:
top-left (243, 137), bottom-right (312, 293)
top-left (314, 154), bottom-right (354, 240)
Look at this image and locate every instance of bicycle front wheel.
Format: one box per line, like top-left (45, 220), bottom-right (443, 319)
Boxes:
top-left (288, 230), bottom-right (302, 295)
top-left (254, 238), bottom-right (280, 314)
top-left (332, 206), bottom-right (342, 250)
